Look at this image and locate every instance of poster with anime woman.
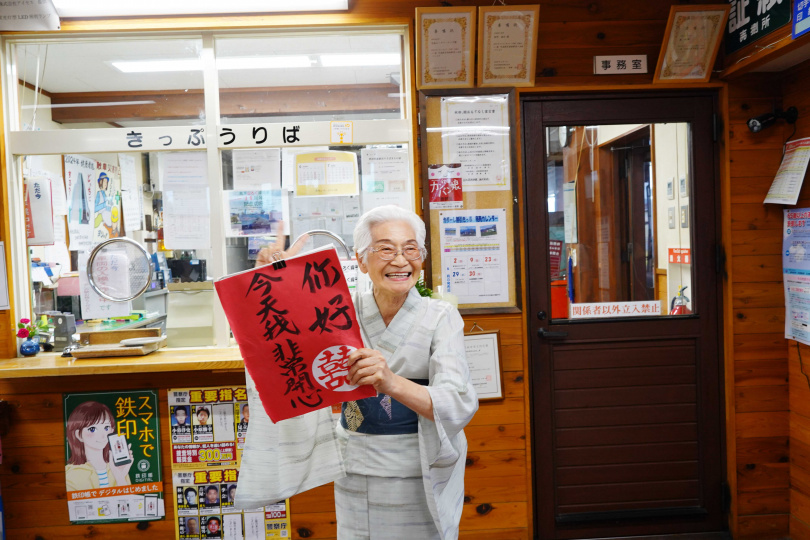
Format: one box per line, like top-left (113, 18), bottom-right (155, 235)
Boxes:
top-left (91, 160), bottom-right (123, 243)
top-left (63, 390), bottom-right (164, 524)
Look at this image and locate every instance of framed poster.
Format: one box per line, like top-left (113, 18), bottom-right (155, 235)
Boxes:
top-left (477, 4), bottom-right (539, 87)
top-left (653, 5), bottom-right (729, 83)
top-left (464, 330), bottom-right (504, 401)
top-left (416, 7), bottom-right (476, 89)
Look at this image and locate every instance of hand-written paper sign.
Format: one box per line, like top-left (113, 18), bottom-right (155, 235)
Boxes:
top-left (215, 247), bottom-right (374, 422)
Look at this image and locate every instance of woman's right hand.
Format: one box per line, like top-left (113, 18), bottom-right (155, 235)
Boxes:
top-left (255, 221), bottom-right (309, 268)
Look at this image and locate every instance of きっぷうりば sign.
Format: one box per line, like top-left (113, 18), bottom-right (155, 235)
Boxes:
top-left (214, 246), bottom-right (374, 423)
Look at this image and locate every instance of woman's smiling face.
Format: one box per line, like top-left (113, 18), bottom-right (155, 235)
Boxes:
top-left (358, 220), bottom-right (423, 302)
top-left (79, 419), bottom-right (112, 451)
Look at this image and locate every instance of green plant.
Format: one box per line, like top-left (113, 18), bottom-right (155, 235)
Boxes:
top-left (415, 277), bottom-right (433, 298)
top-left (17, 317), bottom-right (47, 339)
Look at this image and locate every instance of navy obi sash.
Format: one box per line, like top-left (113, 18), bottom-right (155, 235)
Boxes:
top-left (340, 379), bottom-right (429, 435)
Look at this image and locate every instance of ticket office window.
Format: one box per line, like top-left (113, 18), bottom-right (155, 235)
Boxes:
top-left (6, 28), bottom-right (412, 350)
top-left (545, 123), bottom-right (693, 320)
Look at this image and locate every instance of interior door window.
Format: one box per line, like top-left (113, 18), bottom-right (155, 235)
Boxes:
top-left (546, 123), bottom-right (693, 320)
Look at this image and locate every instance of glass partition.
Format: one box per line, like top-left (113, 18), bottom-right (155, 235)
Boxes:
top-left (216, 33), bottom-right (404, 124)
top-left (12, 38), bottom-right (205, 130)
top-left (545, 123), bottom-right (693, 320)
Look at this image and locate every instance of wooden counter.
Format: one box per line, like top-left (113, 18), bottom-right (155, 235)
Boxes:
top-left (0, 347), bottom-right (246, 378)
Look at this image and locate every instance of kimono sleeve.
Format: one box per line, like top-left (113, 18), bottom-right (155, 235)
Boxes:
top-left (421, 302), bottom-right (479, 466)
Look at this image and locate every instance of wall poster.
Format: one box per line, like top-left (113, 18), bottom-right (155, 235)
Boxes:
top-left (63, 390), bottom-right (164, 524)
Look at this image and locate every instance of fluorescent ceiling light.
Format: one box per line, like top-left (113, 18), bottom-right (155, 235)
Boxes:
top-left (112, 59), bottom-right (202, 73)
top-left (219, 56), bottom-right (312, 70)
top-left (51, 0), bottom-right (348, 18)
top-left (320, 53), bottom-right (401, 67)
top-left (112, 56), bottom-right (312, 73)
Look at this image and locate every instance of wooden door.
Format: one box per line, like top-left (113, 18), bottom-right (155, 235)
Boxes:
top-left (523, 93), bottom-right (726, 539)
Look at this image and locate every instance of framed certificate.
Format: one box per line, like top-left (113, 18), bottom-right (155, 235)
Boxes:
top-left (464, 330), bottom-right (504, 401)
top-left (416, 7), bottom-right (476, 89)
top-left (653, 4), bottom-right (729, 83)
top-left (478, 5), bottom-right (539, 87)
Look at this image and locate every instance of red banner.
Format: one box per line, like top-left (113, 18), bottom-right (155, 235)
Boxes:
top-left (215, 246), bottom-right (374, 422)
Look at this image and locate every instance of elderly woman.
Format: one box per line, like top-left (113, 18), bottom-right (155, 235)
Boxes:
top-left (250, 206), bottom-right (478, 540)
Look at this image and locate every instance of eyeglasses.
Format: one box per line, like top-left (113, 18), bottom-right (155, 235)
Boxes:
top-left (367, 245), bottom-right (427, 261)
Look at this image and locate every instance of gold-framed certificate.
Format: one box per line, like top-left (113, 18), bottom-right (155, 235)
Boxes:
top-left (653, 4), bottom-right (729, 83)
top-left (416, 6), bottom-right (476, 89)
top-left (478, 5), bottom-right (539, 87)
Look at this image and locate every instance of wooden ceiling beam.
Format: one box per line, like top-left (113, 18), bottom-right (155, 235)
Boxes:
top-left (49, 84), bottom-right (401, 123)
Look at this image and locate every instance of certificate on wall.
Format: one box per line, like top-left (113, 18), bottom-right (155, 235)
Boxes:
top-left (464, 331), bottom-right (504, 400)
top-left (478, 5), bottom-right (539, 87)
top-left (416, 7), bottom-right (476, 89)
top-left (653, 5), bottom-right (729, 83)
top-left (440, 94), bottom-right (511, 191)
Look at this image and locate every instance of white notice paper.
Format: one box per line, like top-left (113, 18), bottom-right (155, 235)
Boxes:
top-left (78, 251), bottom-right (132, 319)
top-left (441, 95), bottom-right (511, 191)
top-left (51, 175), bottom-right (67, 216)
top-left (164, 188), bottom-right (211, 250)
top-left (439, 208), bottom-right (509, 304)
top-left (232, 148), bottom-right (281, 190)
top-left (360, 147), bottom-right (412, 209)
top-left (765, 137), bottom-right (810, 205)
top-left (162, 152), bottom-right (208, 188)
top-left (464, 333), bottom-right (502, 399)
top-left (118, 153), bottom-right (143, 233)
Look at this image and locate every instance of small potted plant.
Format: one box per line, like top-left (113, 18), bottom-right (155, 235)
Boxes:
top-left (17, 316), bottom-right (48, 357)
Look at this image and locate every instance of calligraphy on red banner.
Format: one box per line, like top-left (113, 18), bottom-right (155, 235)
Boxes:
top-left (215, 246), bottom-right (374, 422)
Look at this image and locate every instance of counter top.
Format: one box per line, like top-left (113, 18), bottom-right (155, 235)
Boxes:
top-left (0, 347), bottom-right (245, 378)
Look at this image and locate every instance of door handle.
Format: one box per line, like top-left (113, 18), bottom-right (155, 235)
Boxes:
top-left (537, 328), bottom-right (568, 339)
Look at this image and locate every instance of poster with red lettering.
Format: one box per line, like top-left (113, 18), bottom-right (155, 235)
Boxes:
top-left (214, 246), bottom-right (375, 422)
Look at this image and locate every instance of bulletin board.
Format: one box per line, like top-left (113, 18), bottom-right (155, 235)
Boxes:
top-left (420, 90), bottom-right (520, 313)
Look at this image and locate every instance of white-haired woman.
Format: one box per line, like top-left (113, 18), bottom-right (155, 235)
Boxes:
top-left (252, 206), bottom-right (477, 539)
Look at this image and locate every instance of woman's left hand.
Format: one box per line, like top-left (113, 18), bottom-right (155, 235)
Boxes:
top-left (346, 348), bottom-right (398, 395)
top-left (110, 443), bottom-right (134, 485)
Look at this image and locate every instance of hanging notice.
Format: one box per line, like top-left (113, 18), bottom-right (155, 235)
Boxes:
top-left (173, 468), bottom-right (291, 540)
top-left (428, 164), bottom-right (463, 210)
top-left (24, 177), bottom-right (54, 246)
top-left (439, 209), bottom-right (509, 304)
top-left (784, 209), bottom-right (810, 346)
top-left (51, 174), bottom-right (67, 216)
top-left (227, 191), bottom-right (283, 238)
top-left (764, 137), bottom-right (810, 205)
top-left (63, 390), bottom-right (163, 524)
top-left (214, 246), bottom-right (375, 422)
top-left (440, 95), bottom-right (510, 191)
top-left (360, 147), bottom-right (411, 209)
top-left (281, 146), bottom-right (328, 191)
top-left (167, 386), bottom-right (248, 468)
top-left (232, 149), bottom-right (281, 190)
top-left (78, 251), bottom-right (132, 319)
top-left (92, 160), bottom-right (123, 243)
top-left (119, 153), bottom-right (143, 233)
top-left (295, 151), bottom-right (358, 197)
top-left (64, 155), bottom-right (95, 251)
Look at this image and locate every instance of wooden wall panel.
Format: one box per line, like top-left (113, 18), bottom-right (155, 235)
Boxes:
top-left (784, 59), bottom-right (810, 539)
top-left (726, 71), bottom-right (790, 540)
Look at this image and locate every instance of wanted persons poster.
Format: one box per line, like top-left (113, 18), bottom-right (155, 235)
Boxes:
top-left (214, 246), bottom-right (375, 423)
top-left (63, 390), bottom-right (164, 524)
top-left (172, 468), bottom-right (291, 540)
top-left (168, 387), bottom-right (249, 469)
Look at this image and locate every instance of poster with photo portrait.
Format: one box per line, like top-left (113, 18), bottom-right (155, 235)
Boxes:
top-left (201, 515), bottom-right (223, 539)
top-left (179, 515), bottom-right (202, 539)
top-left (192, 405), bottom-right (214, 443)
